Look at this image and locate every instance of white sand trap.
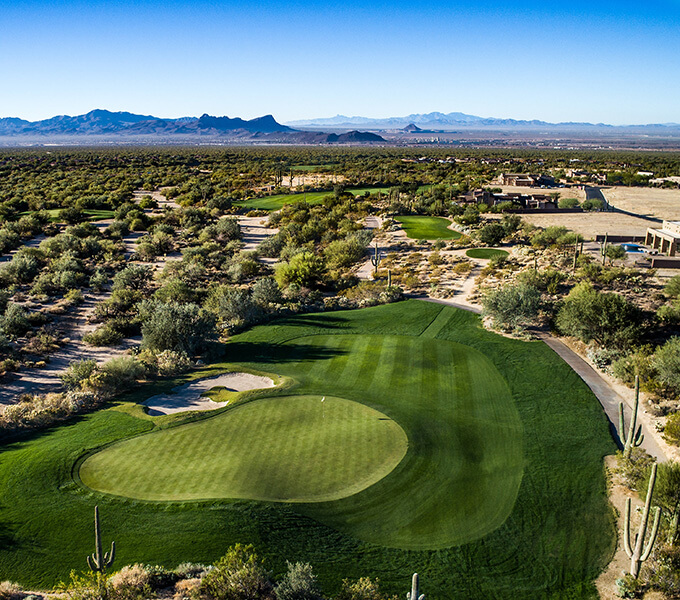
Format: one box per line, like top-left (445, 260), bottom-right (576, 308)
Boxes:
top-left (144, 373), bottom-right (276, 416)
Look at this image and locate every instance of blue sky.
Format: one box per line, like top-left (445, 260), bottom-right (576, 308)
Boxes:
top-left (1, 0), bottom-right (679, 124)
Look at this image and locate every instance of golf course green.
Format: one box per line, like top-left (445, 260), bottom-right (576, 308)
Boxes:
top-left (395, 216), bottom-right (462, 240)
top-left (81, 395), bottom-right (409, 503)
top-left (466, 248), bottom-right (510, 259)
top-left (0, 300), bottom-right (615, 598)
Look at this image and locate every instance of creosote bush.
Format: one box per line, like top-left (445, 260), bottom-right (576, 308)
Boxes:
top-left (198, 544), bottom-right (274, 600)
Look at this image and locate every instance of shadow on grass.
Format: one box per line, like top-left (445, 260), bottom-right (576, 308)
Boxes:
top-left (273, 314), bottom-right (348, 330)
top-left (225, 341), bottom-right (347, 365)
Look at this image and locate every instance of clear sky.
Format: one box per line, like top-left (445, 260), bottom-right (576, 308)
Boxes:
top-left (1, 0), bottom-right (679, 125)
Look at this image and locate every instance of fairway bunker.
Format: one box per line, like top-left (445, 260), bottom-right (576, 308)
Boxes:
top-left (143, 372), bottom-right (276, 415)
top-left (81, 395), bottom-right (408, 502)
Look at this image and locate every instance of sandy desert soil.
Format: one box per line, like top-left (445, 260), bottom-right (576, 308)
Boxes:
top-left (494, 185), bottom-right (587, 202)
top-left (602, 187), bottom-right (680, 222)
top-left (520, 211), bottom-right (658, 240)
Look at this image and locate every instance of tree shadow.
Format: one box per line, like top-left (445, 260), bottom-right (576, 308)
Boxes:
top-left (225, 341), bottom-right (347, 365)
top-left (273, 314), bottom-right (348, 330)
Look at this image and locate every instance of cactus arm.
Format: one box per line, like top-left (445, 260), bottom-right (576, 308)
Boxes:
top-left (623, 376), bottom-right (641, 458)
top-left (634, 426), bottom-right (644, 447)
top-left (105, 541), bottom-right (116, 568)
top-left (87, 555), bottom-right (97, 571)
top-left (619, 403), bottom-right (625, 445)
top-left (623, 498), bottom-right (633, 558)
top-left (641, 507), bottom-right (662, 561)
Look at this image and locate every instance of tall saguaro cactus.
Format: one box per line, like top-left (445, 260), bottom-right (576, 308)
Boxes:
top-left (370, 242), bottom-right (381, 275)
top-left (87, 505), bottom-right (116, 574)
top-left (406, 573), bottom-right (425, 600)
top-left (619, 375), bottom-right (644, 458)
top-left (624, 463), bottom-right (661, 578)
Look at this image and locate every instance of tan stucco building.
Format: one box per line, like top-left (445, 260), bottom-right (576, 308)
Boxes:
top-left (646, 221), bottom-right (680, 256)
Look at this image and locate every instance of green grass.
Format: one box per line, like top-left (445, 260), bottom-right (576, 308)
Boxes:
top-left (236, 187), bottom-right (391, 210)
top-left (395, 216), bottom-right (462, 240)
top-left (466, 248), bottom-right (510, 260)
top-left (0, 301), bottom-right (615, 598)
top-left (81, 395), bottom-right (408, 503)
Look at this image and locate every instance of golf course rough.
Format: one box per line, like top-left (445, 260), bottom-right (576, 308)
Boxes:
top-left (0, 301), bottom-right (616, 598)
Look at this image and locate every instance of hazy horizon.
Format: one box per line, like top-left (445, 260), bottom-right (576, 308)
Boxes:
top-left (2, 0), bottom-right (679, 125)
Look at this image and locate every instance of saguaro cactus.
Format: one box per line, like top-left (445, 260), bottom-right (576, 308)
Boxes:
top-left (624, 463), bottom-right (661, 578)
top-left (370, 242), bottom-right (381, 275)
top-left (406, 573), bottom-right (425, 600)
top-left (87, 505), bottom-right (116, 573)
top-left (387, 269), bottom-right (392, 288)
top-left (619, 375), bottom-right (644, 458)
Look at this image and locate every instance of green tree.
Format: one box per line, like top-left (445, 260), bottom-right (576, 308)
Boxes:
top-left (275, 252), bottom-right (324, 288)
top-left (482, 283), bottom-right (542, 331)
top-left (606, 245), bottom-right (627, 264)
top-left (558, 197), bottom-right (580, 209)
top-left (476, 223), bottom-right (505, 246)
top-left (140, 301), bottom-right (216, 355)
top-left (556, 282), bottom-right (643, 349)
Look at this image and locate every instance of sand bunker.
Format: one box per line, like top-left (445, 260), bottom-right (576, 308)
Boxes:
top-left (144, 373), bottom-right (276, 416)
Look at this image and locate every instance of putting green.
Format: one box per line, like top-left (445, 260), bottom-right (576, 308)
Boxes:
top-left (466, 248), bottom-right (509, 260)
top-left (80, 395), bottom-right (408, 503)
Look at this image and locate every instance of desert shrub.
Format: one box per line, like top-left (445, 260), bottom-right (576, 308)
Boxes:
top-left (138, 195), bottom-right (158, 210)
top-left (83, 324), bottom-right (124, 347)
top-left (205, 286), bottom-right (261, 331)
top-left (138, 349), bottom-right (192, 377)
top-left (175, 579), bottom-right (201, 600)
top-left (87, 269), bottom-right (108, 291)
top-left (251, 278), bottom-right (282, 307)
top-left (2, 254), bottom-right (40, 284)
top-left (65, 288), bottom-right (85, 305)
top-left (275, 252), bottom-right (324, 288)
top-left (556, 282), bottom-right (643, 350)
top-left (665, 275), bottom-right (680, 298)
top-left (112, 265), bottom-right (153, 292)
top-left (647, 543), bottom-right (680, 596)
top-left (174, 563), bottom-right (210, 581)
top-left (665, 413), bottom-right (680, 446)
top-left (98, 356), bottom-right (145, 393)
top-left (155, 279), bottom-right (197, 304)
top-left (63, 570), bottom-right (112, 600)
top-left (61, 359), bottom-right (98, 390)
top-left (275, 562), bottom-right (322, 600)
top-left (142, 564), bottom-right (178, 589)
top-left (140, 301), bottom-right (216, 355)
top-left (617, 447), bottom-right (655, 489)
top-left (482, 283), bottom-right (542, 331)
top-left (324, 237), bottom-right (366, 270)
top-left (339, 281), bottom-right (402, 306)
top-left (335, 577), bottom-right (396, 600)
top-left (0, 581), bottom-right (24, 600)
top-left (615, 573), bottom-right (644, 598)
top-left (611, 347), bottom-right (657, 390)
top-left (652, 337), bottom-right (680, 398)
top-left (105, 220), bottom-right (130, 239)
top-left (198, 544), bottom-right (274, 600)
top-left (657, 300), bottom-right (680, 325)
top-left (0, 303), bottom-right (30, 339)
top-left (109, 565), bottom-right (152, 600)
top-left (257, 232), bottom-right (285, 258)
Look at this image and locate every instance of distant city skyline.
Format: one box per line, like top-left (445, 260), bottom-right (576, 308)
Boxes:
top-left (2, 0), bottom-right (679, 125)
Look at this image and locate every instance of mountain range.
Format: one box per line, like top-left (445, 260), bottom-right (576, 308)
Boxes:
top-left (0, 110), bottom-right (385, 143)
top-left (286, 111), bottom-right (680, 131)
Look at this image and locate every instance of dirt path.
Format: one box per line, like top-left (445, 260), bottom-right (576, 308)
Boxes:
top-left (237, 216), bottom-right (278, 252)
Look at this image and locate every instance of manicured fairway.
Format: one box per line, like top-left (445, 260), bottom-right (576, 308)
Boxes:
top-left (236, 187), bottom-right (391, 210)
top-left (81, 395), bottom-right (408, 503)
top-left (0, 301), bottom-right (616, 598)
top-left (395, 215), bottom-right (461, 240)
top-left (466, 248), bottom-right (510, 259)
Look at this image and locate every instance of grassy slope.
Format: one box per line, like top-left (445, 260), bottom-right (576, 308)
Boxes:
top-left (466, 248), bottom-right (510, 259)
top-left (395, 216), bottom-right (462, 240)
top-left (80, 395), bottom-right (408, 503)
top-left (0, 301), bottom-right (615, 599)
